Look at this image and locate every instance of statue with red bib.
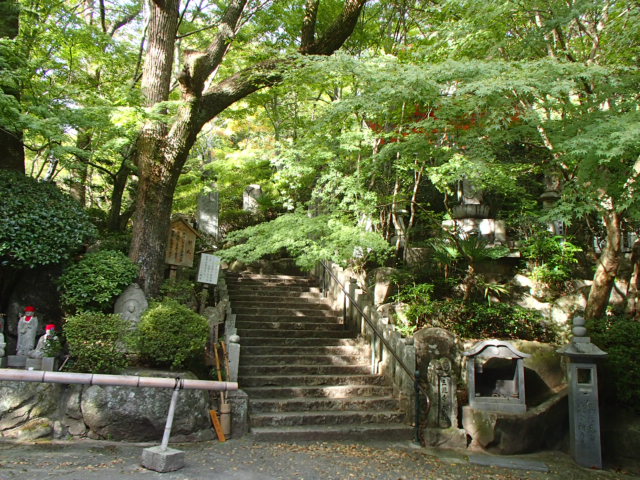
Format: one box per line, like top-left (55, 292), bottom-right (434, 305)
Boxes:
top-left (17, 306), bottom-right (38, 356)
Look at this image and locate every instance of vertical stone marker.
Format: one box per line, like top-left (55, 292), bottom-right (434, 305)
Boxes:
top-left (197, 188), bottom-right (220, 239)
top-left (242, 184), bottom-right (262, 213)
top-left (558, 316), bottom-right (607, 469)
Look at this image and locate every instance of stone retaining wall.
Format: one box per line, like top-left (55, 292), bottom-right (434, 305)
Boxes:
top-left (0, 369), bottom-right (213, 442)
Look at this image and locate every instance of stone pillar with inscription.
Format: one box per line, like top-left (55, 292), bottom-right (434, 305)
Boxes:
top-left (557, 316), bottom-right (607, 469)
top-left (414, 327), bottom-right (466, 448)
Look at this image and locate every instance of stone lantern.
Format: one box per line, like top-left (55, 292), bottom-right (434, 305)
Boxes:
top-left (557, 316), bottom-right (607, 469)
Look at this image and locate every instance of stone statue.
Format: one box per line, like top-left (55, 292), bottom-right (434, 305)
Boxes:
top-left (0, 315), bottom-right (5, 357)
top-left (17, 306), bottom-right (38, 356)
top-left (29, 324), bottom-right (58, 359)
top-left (114, 284), bottom-right (148, 326)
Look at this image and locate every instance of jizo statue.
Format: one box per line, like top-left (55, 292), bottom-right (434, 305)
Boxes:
top-left (16, 306), bottom-right (39, 356)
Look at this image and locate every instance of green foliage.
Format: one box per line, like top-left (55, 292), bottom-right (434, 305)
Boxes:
top-left (58, 250), bottom-right (139, 313)
top-left (522, 232), bottom-right (582, 289)
top-left (589, 316), bottom-right (640, 414)
top-left (395, 284), bottom-right (557, 341)
top-left (0, 170), bottom-right (96, 267)
top-left (219, 212), bottom-right (392, 270)
top-left (41, 335), bottom-right (64, 357)
top-left (63, 312), bottom-right (130, 374)
top-left (135, 300), bottom-right (208, 370)
top-left (159, 278), bottom-right (198, 306)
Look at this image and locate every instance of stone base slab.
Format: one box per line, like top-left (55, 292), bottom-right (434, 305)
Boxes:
top-left (141, 446), bottom-right (185, 472)
top-left (25, 358), bottom-right (42, 370)
top-left (7, 355), bottom-right (26, 368)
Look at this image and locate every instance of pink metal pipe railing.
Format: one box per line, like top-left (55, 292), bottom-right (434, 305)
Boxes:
top-left (0, 368), bottom-right (238, 392)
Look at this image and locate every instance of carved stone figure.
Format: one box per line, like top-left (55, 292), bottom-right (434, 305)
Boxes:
top-left (17, 306), bottom-right (38, 356)
top-left (114, 284), bottom-right (148, 326)
top-left (29, 324), bottom-right (58, 359)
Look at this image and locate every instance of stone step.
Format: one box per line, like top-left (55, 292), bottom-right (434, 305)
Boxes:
top-left (229, 291), bottom-right (323, 300)
top-left (240, 337), bottom-right (360, 347)
top-left (228, 286), bottom-right (322, 295)
top-left (227, 273), bottom-right (314, 281)
top-left (249, 396), bottom-right (401, 413)
top-left (239, 364), bottom-right (372, 377)
top-left (240, 374), bottom-right (387, 388)
top-left (241, 345), bottom-right (366, 356)
top-left (243, 384), bottom-right (394, 399)
top-left (227, 278), bottom-right (316, 287)
top-left (250, 409), bottom-right (407, 428)
top-left (249, 424), bottom-right (414, 442)
top-left (236, 314), bottom-right (342, 324)
top-left (237, 329), bottom-right (354, 339)
top-left (226, 274), bottom-right (316, 283)
top-left (234, 306), bottom-right (337, 316)
top-left (236, 321), bottom-right (344, 332)
top-left (240, 354), bottom-right (365, 366)
top-left (229, 298), bottom-right (332, 309)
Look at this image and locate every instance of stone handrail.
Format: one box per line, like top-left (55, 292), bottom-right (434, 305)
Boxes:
top-left (315, 261), bottom-right (418, 424)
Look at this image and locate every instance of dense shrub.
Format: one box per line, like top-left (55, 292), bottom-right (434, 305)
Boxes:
top-left (135, 300), bottom-right (208, 369)
top-left (64, 312), bottom-right (130, 373)
top-left (159, 278), bottom-right (199, 306)
top-left (58, 250), bottom-right (139, 313)
top-left (0, 169), bottom-right (96, 267)
top-left (521, 232), bottom-right (582, 290)
top-left (395, 283), bottom-right (558, 341)
top-left (589, 316), bottom-right (640, 414)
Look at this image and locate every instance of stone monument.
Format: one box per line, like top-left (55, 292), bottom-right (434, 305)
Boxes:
top-left (197, 188), bottom-right (220, 239)
top-left (557, 316), bottom-right (607, 469)
top-left (114, 284), bottom-right (148, 327)
top-left (242, 184), bottom-right (262, 213)
top-left (414, 327), bottom-right (466, 447)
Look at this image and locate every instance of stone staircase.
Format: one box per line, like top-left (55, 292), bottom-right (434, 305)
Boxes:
top-left (227, 272), bottom-right (413, 441)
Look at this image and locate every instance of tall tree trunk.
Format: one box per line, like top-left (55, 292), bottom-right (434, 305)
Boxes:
top-left (107, 162), bottom-right (132, 232)
top-left (0, 0), bottom-right (24, 173)
top-left (585, 208), bottom-right (622, 321)
top-left (129, 0), bottom-right (368, 297)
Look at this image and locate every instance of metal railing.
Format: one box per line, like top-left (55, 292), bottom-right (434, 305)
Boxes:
top-left (319, 260), bottom-right (430, 444)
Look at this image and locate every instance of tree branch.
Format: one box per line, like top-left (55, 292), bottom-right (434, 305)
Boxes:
top-left (299, 0), bottom-right (367, 55)
top-left (178, 0), bottom-right (248, 96)
top-left (301, 0), bottom-right (320, 48)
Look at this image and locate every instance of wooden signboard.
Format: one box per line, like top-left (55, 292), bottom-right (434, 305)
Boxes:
top-left (197, 254), bottom-right (221, 285)
top-left (164, 218), bottom-right (198, 267)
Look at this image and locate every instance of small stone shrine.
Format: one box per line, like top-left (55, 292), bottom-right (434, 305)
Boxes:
top-left (557, 316), bottom-right (607, 469)
top-left (463, 339), bottom-right (530, 414)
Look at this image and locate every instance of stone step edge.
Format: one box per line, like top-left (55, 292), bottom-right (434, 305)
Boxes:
top-left (249, 424), bottom-right (414, 441)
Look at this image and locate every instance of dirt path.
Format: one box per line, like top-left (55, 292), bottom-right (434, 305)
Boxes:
top-left (0, 437), bottom-right (638, 480)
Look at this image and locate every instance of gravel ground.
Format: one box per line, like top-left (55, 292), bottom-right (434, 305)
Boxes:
top-left (0, 437), bottom-right (638, 480)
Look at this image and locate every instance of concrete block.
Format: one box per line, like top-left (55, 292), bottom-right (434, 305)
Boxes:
top-left (25, 358), bottom-right (42, 370)
top-left (0, 357), bottom-right (6, 368)
top-left (41, 357), bottom-right (57, 371)
top-left (7, 355), bottom-right (26, 368)
top-left (141, 446), bottom-right (185, 472)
